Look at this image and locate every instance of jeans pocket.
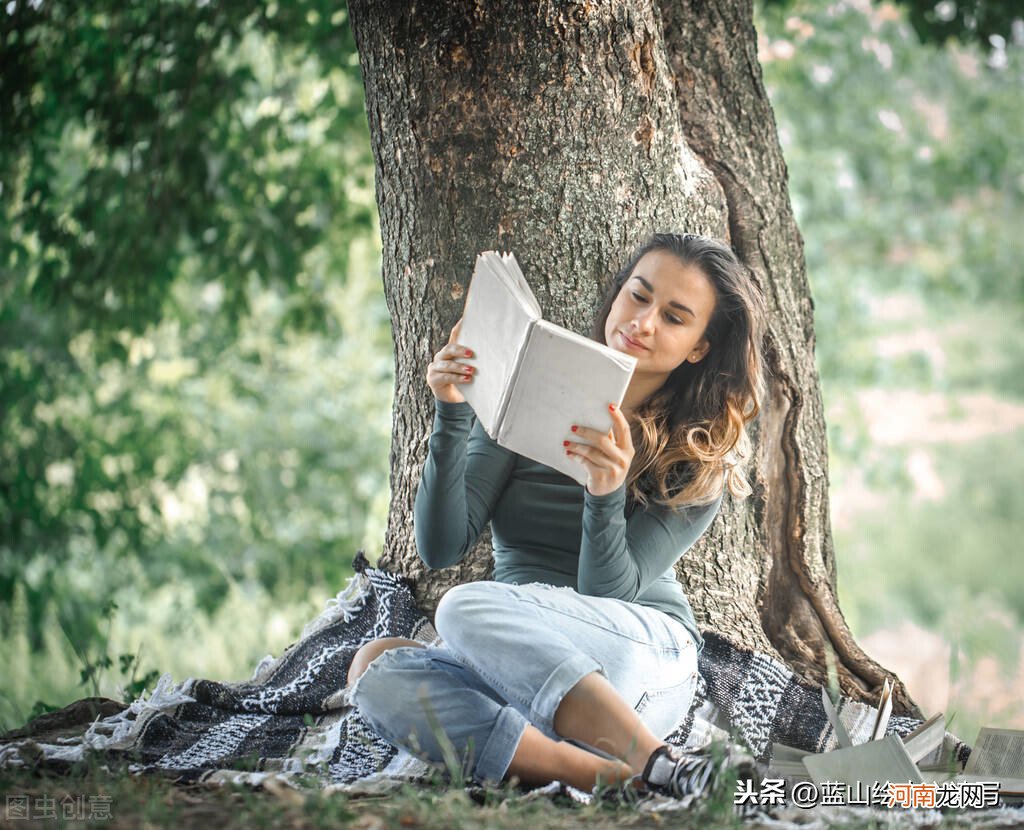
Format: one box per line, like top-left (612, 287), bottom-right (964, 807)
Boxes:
top-left (634, 671), bottom-right (698, 739)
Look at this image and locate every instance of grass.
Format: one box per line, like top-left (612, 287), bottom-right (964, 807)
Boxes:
top-left (2, 763), bottom-right (1018, 829)
top-left (0, 764), bottom-right (745, 830)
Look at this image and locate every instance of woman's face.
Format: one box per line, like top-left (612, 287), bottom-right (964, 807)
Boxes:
top-left (604, 249), bottom-right (717, 384)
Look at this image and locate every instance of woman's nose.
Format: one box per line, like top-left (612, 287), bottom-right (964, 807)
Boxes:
top-left (632, 307), bottom-right (657, 333)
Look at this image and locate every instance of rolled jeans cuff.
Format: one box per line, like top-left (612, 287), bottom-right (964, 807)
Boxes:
top-left (529, 651), bottom-right (602, 734)
top-left (475, 704), bottom-right (531, 783)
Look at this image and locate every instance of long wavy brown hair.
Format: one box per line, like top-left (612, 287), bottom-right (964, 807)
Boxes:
top-left (592, 233), bottom-right (766, 508)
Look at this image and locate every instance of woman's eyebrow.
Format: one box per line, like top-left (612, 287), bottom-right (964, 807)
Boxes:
top-left (633, 276), bottom-right (696, 318)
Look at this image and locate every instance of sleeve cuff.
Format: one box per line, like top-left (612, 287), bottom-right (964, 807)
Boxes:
top-left (435, 399), bottom-right (474, 421)
top-left (584, 483), bottom-right (627, 514)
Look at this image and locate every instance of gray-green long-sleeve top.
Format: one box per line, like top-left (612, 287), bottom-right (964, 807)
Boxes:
top-left (414, 400), bottom-right (720, 649)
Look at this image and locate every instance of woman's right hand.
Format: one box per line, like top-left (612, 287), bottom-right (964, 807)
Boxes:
top-left (427, 318), bottom-right (476, 404)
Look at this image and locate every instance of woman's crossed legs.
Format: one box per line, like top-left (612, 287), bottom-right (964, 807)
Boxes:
top-left (348, 581), bottom-right (698, 791)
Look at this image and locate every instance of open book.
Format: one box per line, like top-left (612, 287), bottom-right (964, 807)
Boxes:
top-left (771, 687), bottom-right (940, 784)
top-left (458, 252), bottom-right (636, 485)
top-left (770, 700), bottom-right (1024, 804)
top-left (959, 727), bottom-right (1024, 800)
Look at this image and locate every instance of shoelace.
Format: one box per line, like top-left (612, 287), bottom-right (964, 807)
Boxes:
top-left (664, 751), bottom-right (716, 799)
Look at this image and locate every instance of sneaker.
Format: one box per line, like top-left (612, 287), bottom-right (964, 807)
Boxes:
top-left (591, 775), bottom-right (652, 808)
top-left (641, 743), bottom-right (761, 808)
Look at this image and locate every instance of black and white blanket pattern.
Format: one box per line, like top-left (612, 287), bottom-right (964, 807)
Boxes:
top-left (0, 555), bottom-right (969, 788)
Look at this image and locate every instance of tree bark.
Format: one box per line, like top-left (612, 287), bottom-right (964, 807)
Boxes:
top-left (348, 0), bottom-right (920, 717)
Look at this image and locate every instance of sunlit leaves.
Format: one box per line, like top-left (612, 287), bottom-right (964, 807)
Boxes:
top-left (1, 0), bottom-right (373, 345)
top-left (0, 1), bottom-right (385, 648)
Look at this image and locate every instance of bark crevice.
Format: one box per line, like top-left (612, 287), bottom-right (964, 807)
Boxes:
top-left (656, 0), bottom-right (921, 716)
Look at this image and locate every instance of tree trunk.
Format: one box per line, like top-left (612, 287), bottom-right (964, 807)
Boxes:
top-left (348, 0), bottom-right (920, 717)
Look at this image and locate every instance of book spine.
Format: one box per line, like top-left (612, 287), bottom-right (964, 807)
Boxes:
top-left (494, 320), bottom-right (534, 443)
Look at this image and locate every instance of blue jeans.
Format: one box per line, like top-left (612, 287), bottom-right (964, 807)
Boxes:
top-left (350, 581), bottom-right (699, 783)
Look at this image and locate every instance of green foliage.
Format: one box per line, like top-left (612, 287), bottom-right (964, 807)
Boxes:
top-left (1, 252), bottom-right (392, 650)
top-left (25, 700), bottom-right (60, 721)
top-left (895, 0), bottom-right (1022, 49)
top-left (759, 2), bottom-right (1022, 731)
top-left (56, 598), bottom-right (160, 701)
top-left (59, 598), bottom-right (118, 697)
top-left (758, 0), bottom-right (1024, 614)
top-left (759, 0), bottom-right (1024, 385)
top-left (0, 2), bottom-right (386, 655)
top-left (0, 572), bottom-right (343, 732)
top-left (832, 428), bottom-right (1024, 739)
top-left (760, 0), bottom-right (1022, 47)
top-left (1, 1), bottom-right (373, 340)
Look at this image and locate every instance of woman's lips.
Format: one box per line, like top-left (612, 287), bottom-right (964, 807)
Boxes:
top-left (619, 331), bottom-right (648, 351)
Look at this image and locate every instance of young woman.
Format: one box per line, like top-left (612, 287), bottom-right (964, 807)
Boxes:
top-left (348, 233), bottom-right (765, 798)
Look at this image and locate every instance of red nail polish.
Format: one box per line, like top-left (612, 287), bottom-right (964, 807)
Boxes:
top-left (563, 440), bottom-right (570, 447)
top-left (465, 349), bottom-right (474, 357)
top-left (571, 425), bottom-right (578, 432)
top-left (608, 403), bottom-right (616, 412)
top-left (565, 449), bottom-right (572, 456)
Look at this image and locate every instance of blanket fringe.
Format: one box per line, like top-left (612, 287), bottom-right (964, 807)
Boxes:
top-left (81, 673), bottom-right (196, 752)
top-left (300, 569), bottom-right (371, 641)
top-left (247, 566), bottom-right (374, 685)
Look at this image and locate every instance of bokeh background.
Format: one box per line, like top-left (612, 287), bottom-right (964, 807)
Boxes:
top-left (2, 0), bottom-right (1021, 743)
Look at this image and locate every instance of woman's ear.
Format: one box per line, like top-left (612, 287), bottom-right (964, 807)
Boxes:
top-left (688, 338), bottom-right (711, 364)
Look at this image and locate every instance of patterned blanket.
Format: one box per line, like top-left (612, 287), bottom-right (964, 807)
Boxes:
top-left (0, 554), bottom-right (968, 790)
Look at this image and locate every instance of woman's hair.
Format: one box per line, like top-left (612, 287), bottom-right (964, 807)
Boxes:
top-left (591, 233), bottom-right (766, 508)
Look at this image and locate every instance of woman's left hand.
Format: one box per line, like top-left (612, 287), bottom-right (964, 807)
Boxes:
top-left (565, 404), bottom-right (634, 497)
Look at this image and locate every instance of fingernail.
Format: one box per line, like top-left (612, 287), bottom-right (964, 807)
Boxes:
top-left (608, 403), bottom-right (616, 412)
top-left (465, 349), bottom-right (474, 357)
top-left (571, 425), bottom-right (578, 432)
top-left (563, 440), bottom-right (570, 447)
top-left (565, 450), bottom-right (572, 456)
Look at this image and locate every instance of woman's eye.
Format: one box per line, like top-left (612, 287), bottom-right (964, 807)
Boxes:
top-left (631, 291), bottom-right (647, 303)
top-left (666, 314), bottom-right (683, 325)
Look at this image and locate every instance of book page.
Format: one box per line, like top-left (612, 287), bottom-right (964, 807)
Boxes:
top-left (492, 251), bottom-right (541, 317)
top-left (458, 252), bottom-right (539, 436)
top-left (497, 320), bottom-right (635, 484)
top-left (871, 678), bottom-right (893, 741)
top-left (769, 743), bottom-right (812, 783)
top-left (822, 686), bottom-right (853, 748)
top-left (964, 728), bottom-right (1024, 777)
top-left (803, 733), bottom-right (923, 788)
top-left (768, 760), bottom-right (813, 783)
top-left (772, 743), bottom-right (812, 762)
top-left (901, 712), bottom-right (945, 764)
